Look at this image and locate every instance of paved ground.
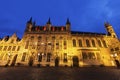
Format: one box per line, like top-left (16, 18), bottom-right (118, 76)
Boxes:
top-left (0, 67), bottom-right (120, 80)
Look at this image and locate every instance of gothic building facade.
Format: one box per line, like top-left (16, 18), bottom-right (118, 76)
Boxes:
top-left (0, 18), bottom-right (120, 67)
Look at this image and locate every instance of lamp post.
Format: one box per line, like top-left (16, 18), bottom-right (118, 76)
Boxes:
top-left (38, 53), bottom-right (40, 67)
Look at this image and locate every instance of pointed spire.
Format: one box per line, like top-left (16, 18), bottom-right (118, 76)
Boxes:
top-left (33, 21), bottom-right (36, 27)
top-left (27, 17), bottom-right (32, 23)
top-left (66, 18), bottom-right (71, 25)
top-left (12, 33), bottom-right (17, 37)
top-left (104, 22), bottom-right (111, 27)
top-left (47, 17), bottom-right (51, 24)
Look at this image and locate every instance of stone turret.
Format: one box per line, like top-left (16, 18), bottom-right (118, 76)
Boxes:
top-left (104, 22), bottom-right (117, 38)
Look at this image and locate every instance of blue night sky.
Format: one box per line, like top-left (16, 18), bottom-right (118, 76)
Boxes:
top-left (0, 0), bottom-right (120, 38)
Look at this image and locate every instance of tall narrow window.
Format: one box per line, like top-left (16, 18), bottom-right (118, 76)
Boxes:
top-left (102, 40), bottom-right (107, 48)
top-left (78, 39), bottom-right (82, 47)
top-left (63, 53), bottom-right (67, 62)
top-left (46, 53), bottom-right (51, 62)
top-left (25, 41), bottom-right (29, 49)
top-left (64, 40), bottom-right (67, 49)
top-left (17, 46), bottom-right (20, 51)
top-left (98, 40), bottom-right (102, 47)
top-left (86, 39), bottom-right (90, 47)
top-left (21, 53), bottom-right (26, 61)
top-left (38, 53), bottom-right (42, 62)
top-left (12, 46), bottom-right (16, 51)
top-left (73, 39), bottom-right (76, 47)
top-left (92, 40), bottom-right (96, 47)
top-left (82, 52), bottom-right (87, 59)
top-left (3, 46), bottom-right (7, 51)
top-left (8, 46), bottom-right (12, 51)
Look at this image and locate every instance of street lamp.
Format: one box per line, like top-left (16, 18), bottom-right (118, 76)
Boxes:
top-left (38, 53), bottom-right (40, 67)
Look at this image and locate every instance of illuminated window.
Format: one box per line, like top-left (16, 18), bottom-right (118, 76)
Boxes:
top-left (17, 46), bottom-right (20, 51)
top-left (25, 41), bottom-right (29, 49)
top-left (21, 53), bottom-right (26, 62)
top-left (64, 40), bottom-right (67, 49)
top-left (97, 40), bottom-right (102, 47)
top-left (73, 39), bottom-right (76, 47)
top-left (63, 53), bottom-right (67, 62)
top-left (8, 46), bottom-right (12, 51)
top-left (12, 46), bottom-right (16, 51)
top-left (102, 40), bottom-right (107, 48)
top-left (88, 52), bottom-right (95, 59)
top-left (91, 40), bottom-right (96, 47)
top-left (78, 39), bottom-right (82, 47)
top-left (82, 52), bottom-right (87, 59)
top-left (82, 52), bottom-right (96, 60)
top-left (86, 39), bottom-right (90, 47)
top-left (3, 46), bottom-right (7, 51)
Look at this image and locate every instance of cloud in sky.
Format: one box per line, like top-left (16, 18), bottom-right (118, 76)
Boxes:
top-left (0, 0), bottom-right (120, 38)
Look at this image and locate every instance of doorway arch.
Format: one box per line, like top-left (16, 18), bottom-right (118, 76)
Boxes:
top-left (72, 56), bottom-right (79, 67)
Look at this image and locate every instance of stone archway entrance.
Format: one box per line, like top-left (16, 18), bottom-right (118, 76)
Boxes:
top-left (11, 54), bottom-right (18, 66)
top-left (55, 57), bottom-right (59, 67)
top-left (72, 56), bottom-right (79, 67)
top-left (28, 56), bottom-right (34, 66)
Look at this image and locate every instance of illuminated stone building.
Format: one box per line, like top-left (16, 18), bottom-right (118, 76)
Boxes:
top-left (0, 18), bottom-right (120, 67)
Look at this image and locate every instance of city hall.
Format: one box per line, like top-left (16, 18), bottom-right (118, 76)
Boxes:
top-left (0, 18), bottom-right (120, 67)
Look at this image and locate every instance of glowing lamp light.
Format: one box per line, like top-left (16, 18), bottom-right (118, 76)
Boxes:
top-left (38, 53), bottom-right (40, 56)
top-left (111, 54), bottom-right (113, 57)
top-left (8, 53), bottom-right (10, 56)
top-left (42, 53), bottom-right (44, 56)
top-left (41, 43), bottom-right (44, 45)
top-left (114, 53), bottom-right (117, 57)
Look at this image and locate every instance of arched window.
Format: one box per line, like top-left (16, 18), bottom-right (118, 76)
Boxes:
top-left (86, 39), bottom-right (90, 47)
top-left (78, 39), bottom-right (82, 47)
top-left (73, 39), bottom-right (76, 47)
top-left (102, 40), bottom-right (107, 48)
top-left (97, 40), bottom-right (102, 47)
top-left (91, 39), bottom-right (96, 47)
